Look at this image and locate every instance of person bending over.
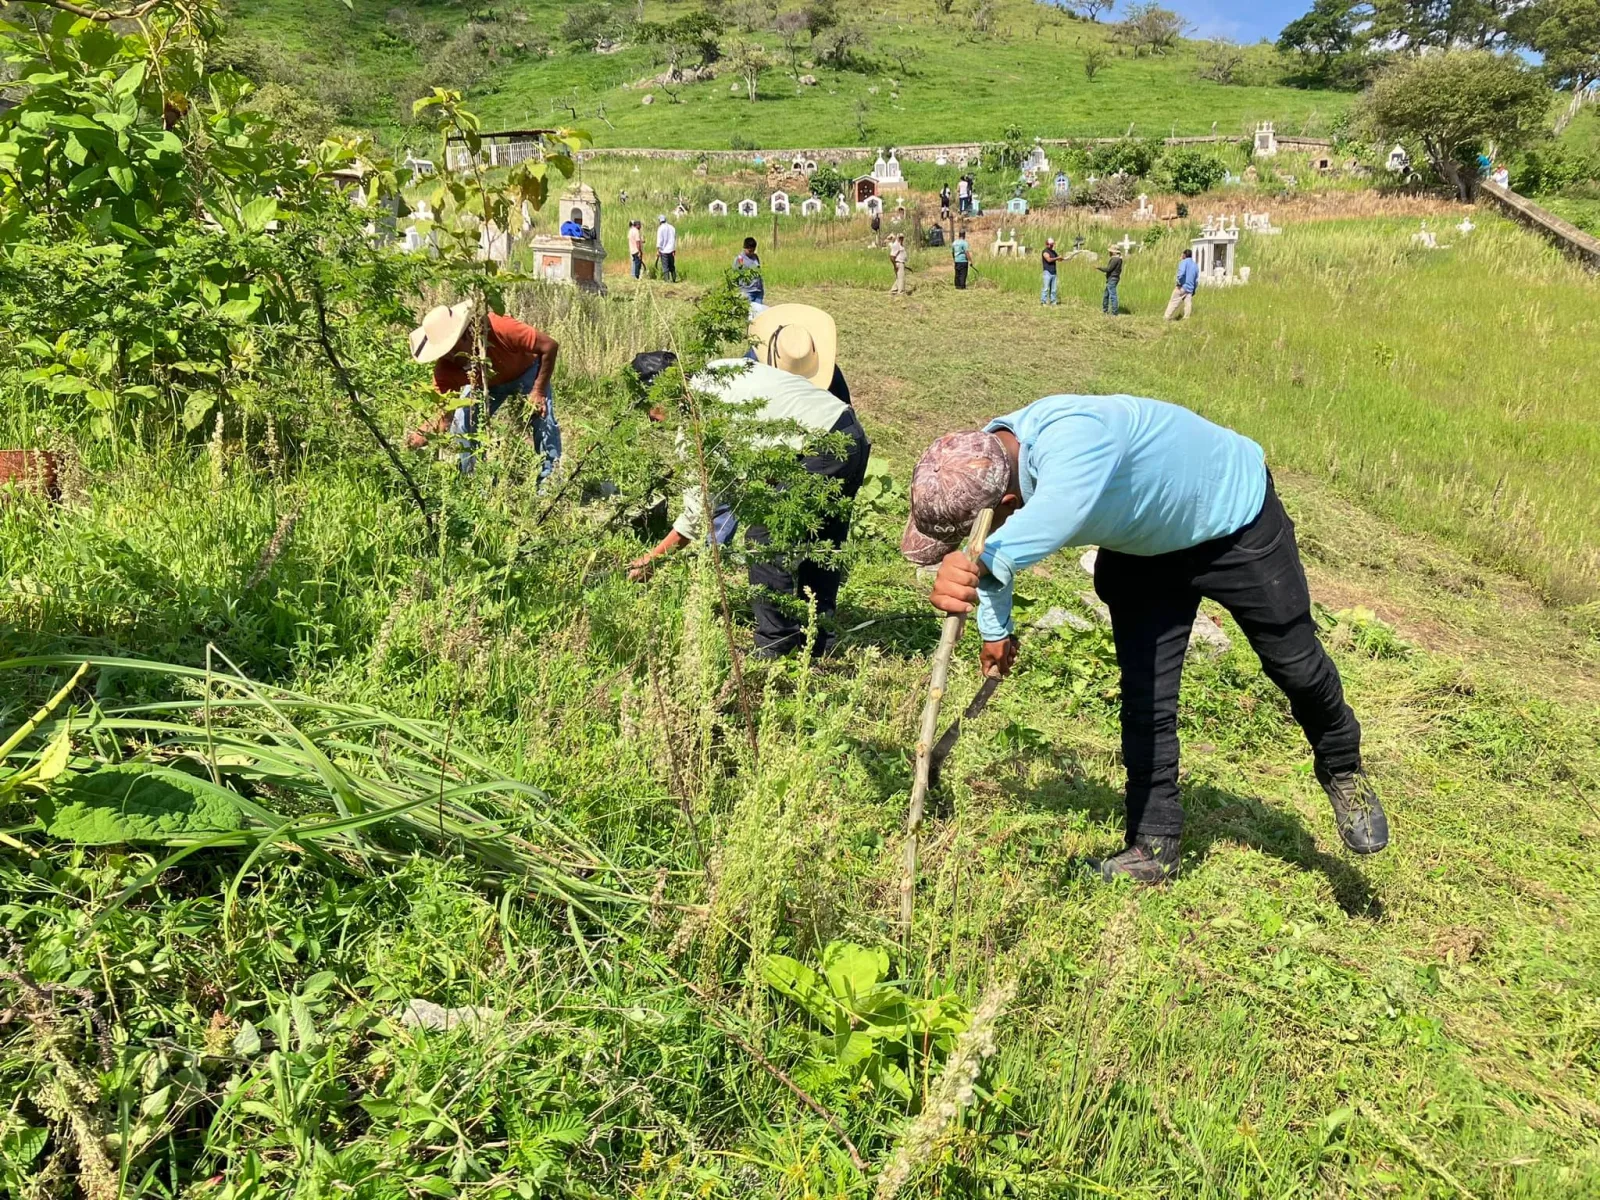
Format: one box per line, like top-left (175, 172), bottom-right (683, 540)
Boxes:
top-left (901, 395), bottom-right (1388, 882)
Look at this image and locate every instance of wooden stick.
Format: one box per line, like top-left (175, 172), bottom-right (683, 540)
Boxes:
top-left (901, 508), bottom-right (993, 936)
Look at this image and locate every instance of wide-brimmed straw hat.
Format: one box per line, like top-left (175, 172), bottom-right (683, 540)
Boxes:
top-left (747, 303), bottom-right (838, 389)
top-left (408, 301), bottom-right (474, 364)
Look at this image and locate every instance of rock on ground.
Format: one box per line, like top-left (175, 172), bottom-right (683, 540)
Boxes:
top-left (398, 999), bottom-right (501, 1034)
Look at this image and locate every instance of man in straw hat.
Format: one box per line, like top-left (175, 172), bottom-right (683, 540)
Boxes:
top-left (748, 302), bottom-right (851, 404)
top-left (407, 302), bottom-right (561, 479)
top-left (630, 305), bottom-right (870, 659)
top-left (901, 396), bottom-right (1388, 882)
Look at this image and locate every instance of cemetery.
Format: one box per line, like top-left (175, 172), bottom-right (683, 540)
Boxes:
top-left (3, 2), bottom-right (1599, 1199)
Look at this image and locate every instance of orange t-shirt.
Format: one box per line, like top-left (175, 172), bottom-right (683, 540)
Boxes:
top-left (432, 312), bottom-right (543, 393)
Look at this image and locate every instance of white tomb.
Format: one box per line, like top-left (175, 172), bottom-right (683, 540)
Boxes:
top-left (873, 151), bottom-right (906, 192)
top-left (1191, 224), bottom-right (1248, 285)
top-left (737, 199), bottom-right (759, 217)
top-left (708, 200), bottom-right (729, 216)
top-left (1387, 144), bottom-right (1410, 173)
top-left (862, 195), bottom-right (884, 216)
top-left (1132, 194), bottom-right (1155, 222)
top-left (1456, 217), bottom-right (1475, 236)
top-left (1054, 172), bottom-right (1071, 196)
top-left (674, 203), bottom-right (689, 218)
top-left (402, 153), bottom-right (435, 177)
top-left (1244, 211), bottom-right (1281, 235)
top-left (770, 191), bottom-right (791, 214)
top-left (1253, 121), bottom-right (1278, 158)
top-left (835, 194), bottom-right (851, 218)
top-left (1022, 142), bottom-right (1051, 176)
top-left (800, 196), bottom-right (823, 216)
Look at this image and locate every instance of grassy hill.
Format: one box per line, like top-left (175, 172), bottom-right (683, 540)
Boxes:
top-left (224, 0), bottom-right (1355, 148)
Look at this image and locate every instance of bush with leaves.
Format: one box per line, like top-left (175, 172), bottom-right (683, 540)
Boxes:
top-left (1085, 136), bottom-right (1161, 179)
top-left (808, 163), bottom-right (847, 200)
top-left (1156, 147), bottom-right (1228, 196)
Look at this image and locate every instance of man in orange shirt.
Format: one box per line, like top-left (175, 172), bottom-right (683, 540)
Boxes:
top-left (407, 302), bottom-right (561, 478)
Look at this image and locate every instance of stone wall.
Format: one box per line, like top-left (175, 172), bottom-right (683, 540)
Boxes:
top-left (580, 134), bottom-right (1335, 167)
top-left (1480, 181), bottom-right (1600, 271)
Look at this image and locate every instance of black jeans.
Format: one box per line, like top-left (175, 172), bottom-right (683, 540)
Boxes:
top-left (1093, 477), bottom-right (1361, 838)
top-left (954, 261), bottom-right (969, 289)
top-left (659, 252), bottom-right (676, 281)
top-left (747, 408), bottom-right (871, 656)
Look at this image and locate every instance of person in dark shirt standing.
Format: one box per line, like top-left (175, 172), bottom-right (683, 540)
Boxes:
top-left (733, 236), bottom-right (765, 309)
top-left (951, 228), bottom-right (970, 290)
top-left (1097, 246), bottom-right (1123, 315)
top-left (1040, 237), bottom-right (1062, 307)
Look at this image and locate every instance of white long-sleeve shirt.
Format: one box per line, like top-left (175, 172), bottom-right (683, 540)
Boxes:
top-left (656, 222), bottom-right (677, 254)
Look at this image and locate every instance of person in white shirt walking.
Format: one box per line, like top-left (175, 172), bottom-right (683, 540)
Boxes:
top-left (655, 214), bottom-right (678, 281)
top-left (889, 234), bottom-right (908, 295)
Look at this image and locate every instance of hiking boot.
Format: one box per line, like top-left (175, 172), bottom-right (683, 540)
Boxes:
top-left (1315, 764), bottom-right (1389, 854)
top-left (1089, 834), bottom-right (1182, 885)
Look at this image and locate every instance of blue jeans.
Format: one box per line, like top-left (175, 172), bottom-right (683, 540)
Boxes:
top-left (631, 253), bottom-right (643, 279)
top-left (1041, 272), bottom-right (1059, 305)
top-left (1103, 280), bottom-right (1119, 314)
top-left (450, 361), bottom-right (561, 480)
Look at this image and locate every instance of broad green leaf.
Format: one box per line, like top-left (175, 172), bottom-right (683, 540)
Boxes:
top-left (107, 162), bottom-right (134, 194)
top-left (231, 1019), bottom-right (261, 1057)
top-left (821, 942), bottom-right (888, 1002)
top-left (239, 195), bottom-right (277, 233)
top-left (112, 62), bottom-right (146, 96)
top-left (878, 1061), bottom-right (913, 1099)
top-left (181, 391), bottom-right (215, 431)
top-left (216, 296), bottom-right (261, 323)
top-left (0, 1125), bottom-right (46, 1166)
top-left (46, 763), bottom-right (243, 844)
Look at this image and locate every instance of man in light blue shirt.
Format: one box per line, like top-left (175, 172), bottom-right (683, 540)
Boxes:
top-left (900, 395), bottom-right (1388, 882)
top-left (1165, 249), bottom-right (1199, 320)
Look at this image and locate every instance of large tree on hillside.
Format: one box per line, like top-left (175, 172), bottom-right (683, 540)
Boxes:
top-left (1360, 50), bottom-right (1550, 199)
top-left (1363, 0), bottom-right (1521, 51)
top-left (1278, 0), bottom-right (1359, 74)
top-left (1520, 0), bottom-right (1600, 91)
top-left (1069, 0), bottom-right (1118, 20)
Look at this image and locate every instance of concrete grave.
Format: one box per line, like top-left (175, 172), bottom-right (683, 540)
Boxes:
top-left (738, 199), bottom-right (759, 217)
top-left (708, 199), bottom-right (728, 216)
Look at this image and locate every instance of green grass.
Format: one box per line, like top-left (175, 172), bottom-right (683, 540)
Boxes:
top-left (225, 0), bottom-right (1354, 146)
top-left (4, 203), bottom-right (1600, 1196)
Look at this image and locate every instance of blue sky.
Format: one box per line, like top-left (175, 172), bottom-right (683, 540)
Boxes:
top-left (1143, 2), bottom-right (1307, 44)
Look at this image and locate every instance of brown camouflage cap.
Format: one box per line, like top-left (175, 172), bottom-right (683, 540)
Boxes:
top-left (899, 431), bottom-right (1010, 566)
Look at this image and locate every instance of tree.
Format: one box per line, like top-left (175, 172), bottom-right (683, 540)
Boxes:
top-left (1278, 0), bottom-right (1357, 73)
top-left (1071, 0), bottom-right (1117, 19)
top-left (1521, 0), bottom-right (1600, 92)
top-left (1113, 3), bottom-right (1188, 56)
top-left (1364, 0), bottom-right (1520, 52)
top-left (1198, 40), bottom-right (1247, 83)
top-left (808, 163), bottom-right (846, 199)
top-left (1360, 51), bottom-right (1551, 199)
top-left (727, 39), bottom-right (769, 101)
top-left (1083, 46), bottom-right (1110, 80)
top-left (772, 10), bottom-right (809, 77)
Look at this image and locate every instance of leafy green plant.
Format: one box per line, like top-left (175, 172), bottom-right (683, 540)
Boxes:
top-left (762, 942), bottom-right (971, 1100)
top-left (1158, 146), bottom-right (1228, 196)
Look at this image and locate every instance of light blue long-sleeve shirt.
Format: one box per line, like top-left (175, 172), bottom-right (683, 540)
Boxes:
top-left (974, 395), bottom-right (1267, 641)
top-left (1177, 258), bottom-right (1199, 293)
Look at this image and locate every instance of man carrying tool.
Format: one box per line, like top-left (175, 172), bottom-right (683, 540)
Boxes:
top-left (630, 309), bottom-right (870, 660)
top-left (899, 397), bottom-right (1388, 882)
top-left (656, 214), bottom-right (678, 282)
top-left (407, 301), bottom-right (561, 479)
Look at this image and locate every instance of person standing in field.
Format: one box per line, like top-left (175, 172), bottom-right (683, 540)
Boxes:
top-left (940, 182), bottom-right (952, 222)
top-left (957, 175), bottom-right (972, 216)
top-left (951, 227), bottom-right (970, 290)
top-left (900, 401), bottom-right (1389, 883)
top-left (1097, 246), bottom-right (1123, 315)
top-left (1164, 249), bottom-right (1198, 321)
top-left (627, 219), bottom-right (644, 279)
top-left (733, 236), bottom-right (765, 310)
top-left (1040, 237), bottom-right (1062, 306)
top-left (889, 234), bottom-right (908, 295)
top-left (656, 214), bottom-right (678, 282)
top-left (406, 302), bottom-right (561, 480)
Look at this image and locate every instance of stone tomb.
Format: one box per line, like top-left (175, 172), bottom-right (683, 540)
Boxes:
top-left (835, 194), bottom-right (852, 218)
top-left (1132, 194), bottom-right (1155, 222)
top-left (708, 200), bottom-right (729, 216)
top-left (853, 175), bottom-right (879, 208)
top-left (873, 151), bottom-right (907, 192)
top-left (770, 191), bottom-right (791, 214)
top-left (801, 196), bottom-right (823, 216)
top-left (1253, 121), bottom-right (1278, 157)
top-left (1191, 220), bottom-right (1247, 286)
top-left (1243, 211), bottom-right (1281, 235)
top-left (1006, 196), bottom-right (1029, 216)
top-left (1054, 172), bottom-right (1071, 197)
top-left (738, 199), bottom-right (759, 217)
top-left (529, 183), bottom-right (606, 293)
top-left (992, 227), bottom-right (1023, 256)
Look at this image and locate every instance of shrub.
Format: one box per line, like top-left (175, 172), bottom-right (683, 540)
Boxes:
top-left (1086, 137), bottom-right (1161, 179)
top-left (1512, 144), bottom-right (1600, 196)
top-left (808, 163), bottom-right (846, 200)
top-left (1158, 148), bottom-right (1228, 196)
